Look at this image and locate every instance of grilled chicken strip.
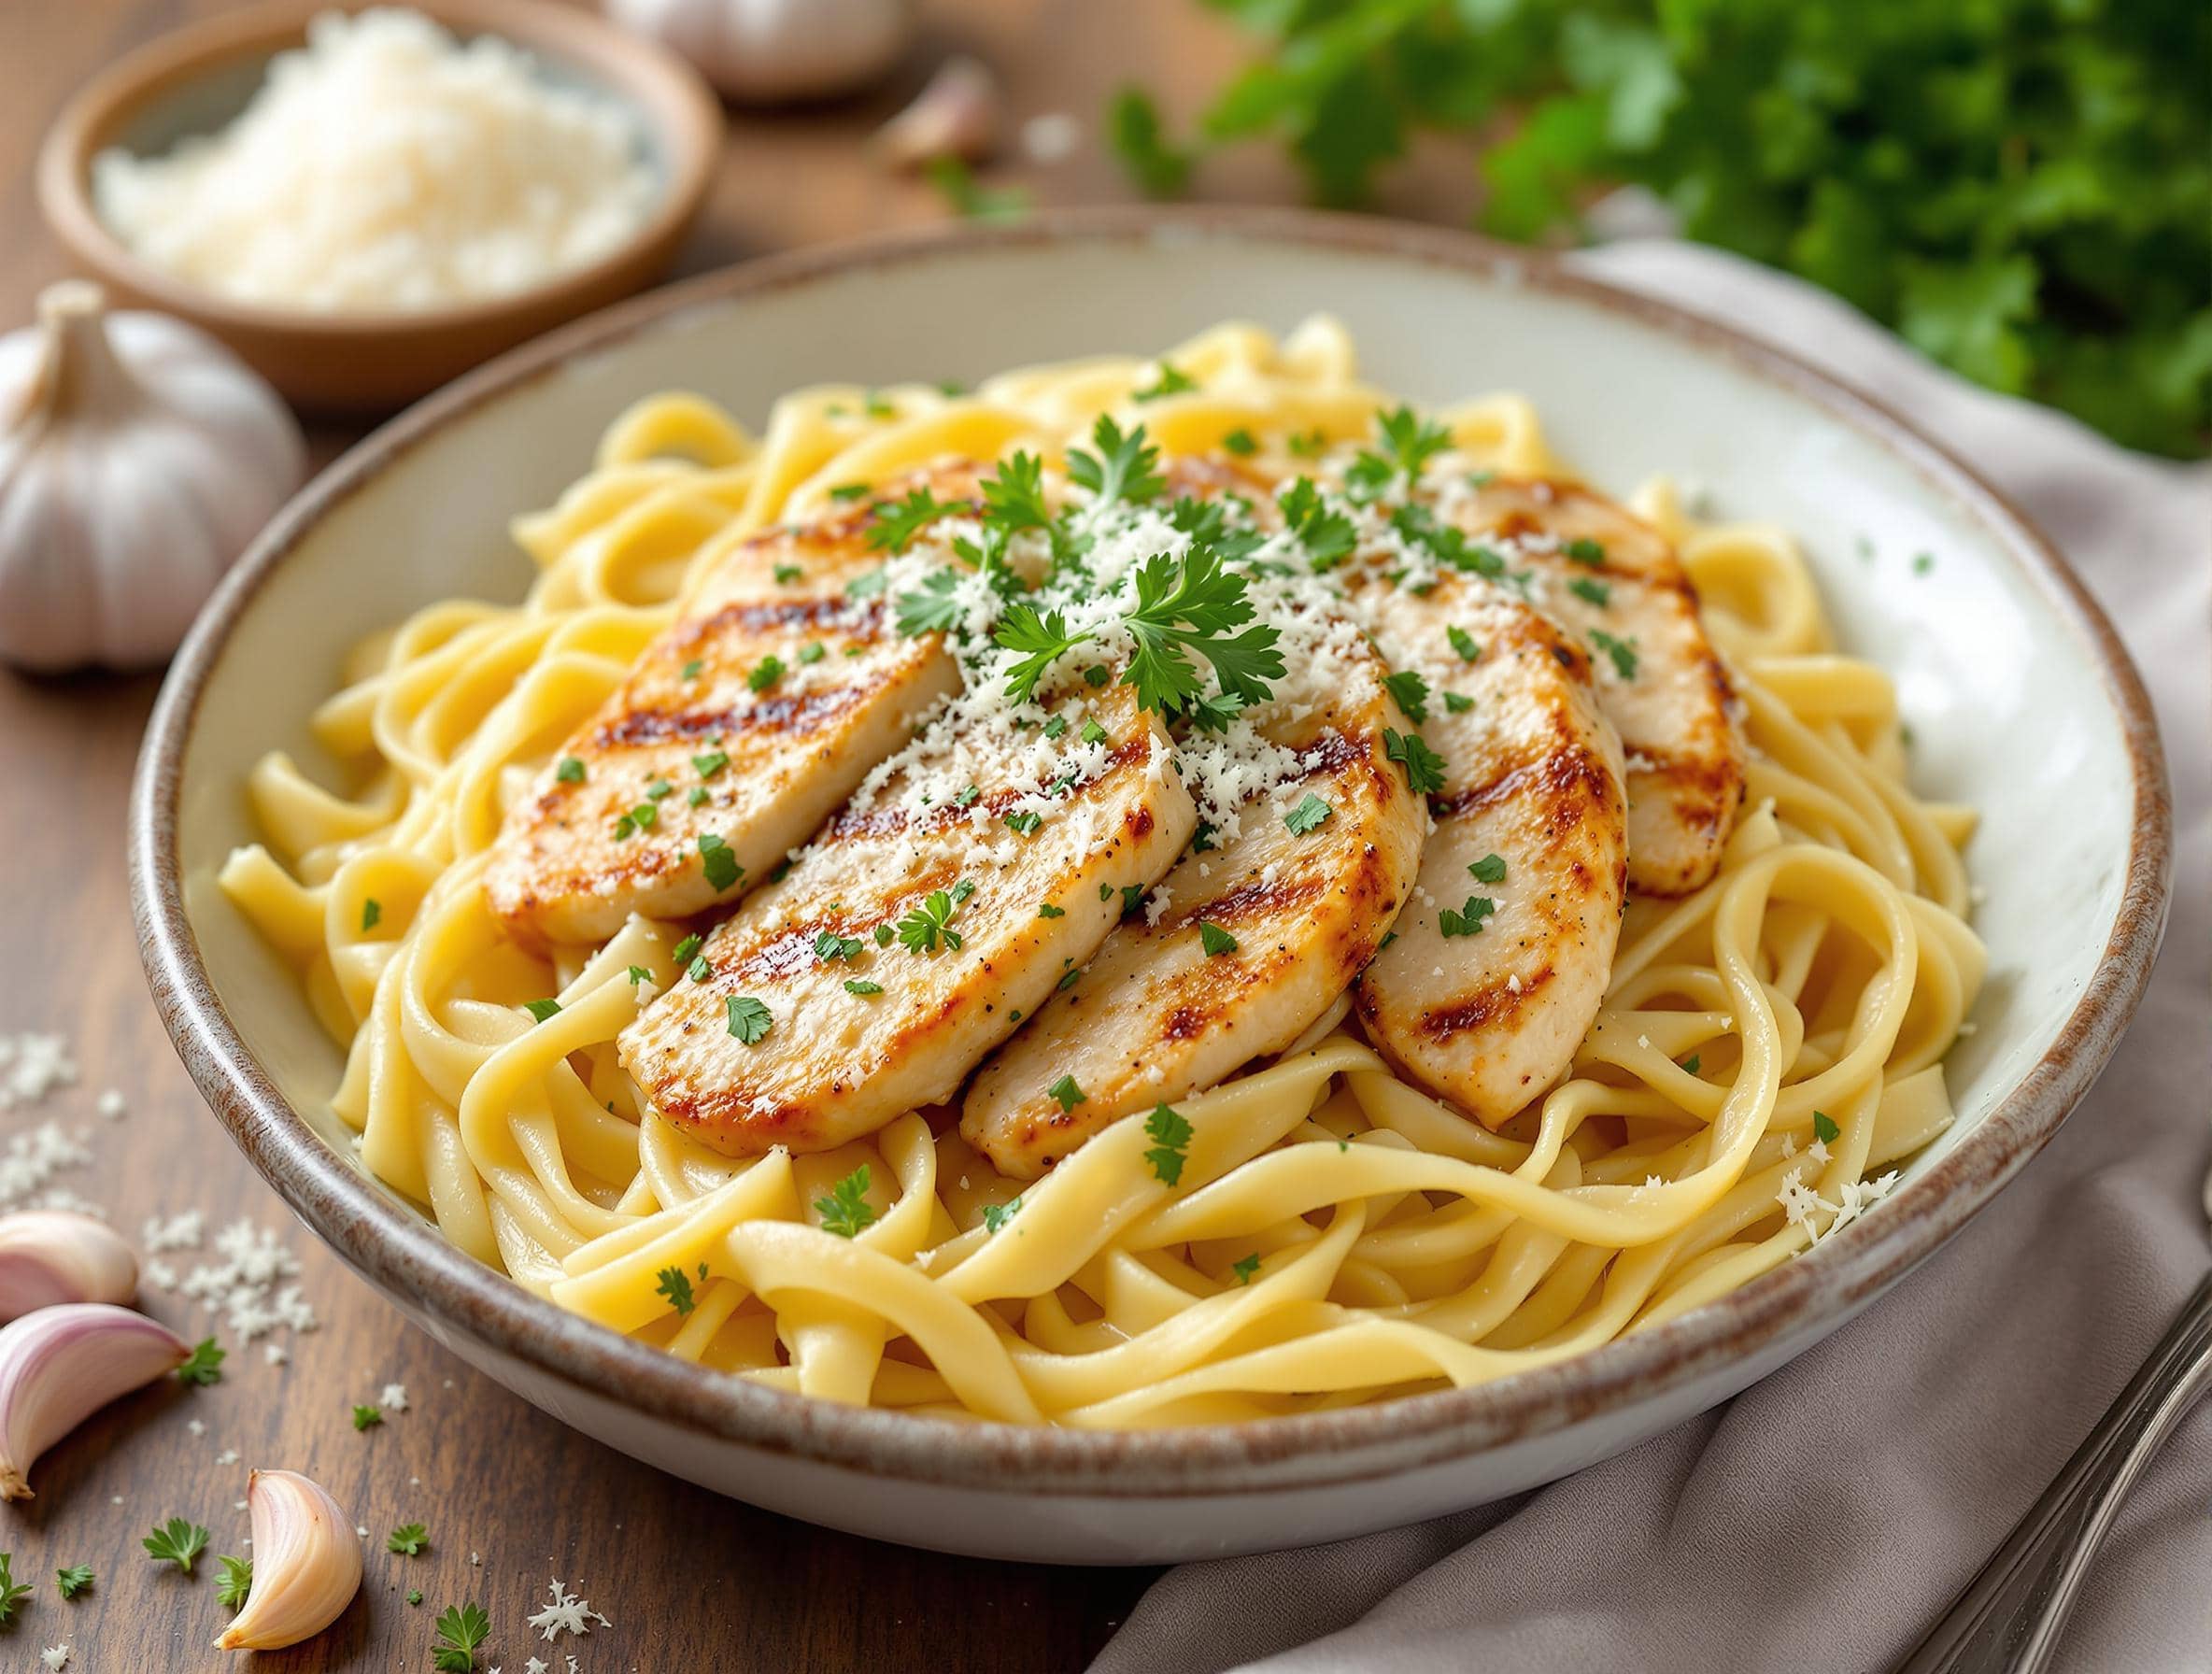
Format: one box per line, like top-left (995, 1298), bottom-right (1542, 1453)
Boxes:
top-left (1440, 476), bottom-right (1745, 895)
top-left (1354, 575), bottom-right (1628, 1126)
top-left (485, 467), bottom-right (978, 943)
top-left (618, 684), bottom-right (1196, 1157)
top-left (963, 633), bottom-right (1425, 1178)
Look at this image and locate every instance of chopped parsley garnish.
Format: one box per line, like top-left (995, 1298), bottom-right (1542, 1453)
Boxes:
top-left (612, 800), bottom-right (659, 839)
top-left (699, 832), bottom-right (742, 892)
top-left (177, 1336), bottom-right (225, 1386)
top-left (1056, 966), bottom-right (1083, 991)
top-left (1443, 691), bottom-right (1474, 714)
top-left (54, 1564), bottom-right (93, 1600)
top-left (1347, 404), bottom-right (1452, 495)
top-left (843, 978), bottom-right (883, 996)
top-left (1122, 546), bottom-right (1283, 718)
top-left (215, 1553), bottom-right (252, 1610)
top-left (897, 887), bottom-right (967, 953)
top-left (1043, 715), bottom-right (1068, 739)
top-left (815, 1165), bottom-right (876, 1238)
top-left (829, 482), bottom-right (871, 502)
top-left (864, 391), bottom-right (896, 418)
top-left (408, 1589), bottom-right (424, 1607)
top-left (1221, 427), bottom-right (1257, 455)
top-left (725, 996), bottom-right (773, 1044)
top-left (865, 485), bottom-right (961, 554)
top-left (995, 603), bottom-right (1092, 704)
top-left (799, 642), bottom-right (826, 664)
top-left (1198, 921), bottom-right (1239, 957)
top-left (1047, 1074), bottom-right (1087, 1113)
top-left (1468, 852), bottom-right (1508, 884)
top-left (1383, 728), bottom-right (1447, 796)
top-left (1004, 810), bottom-right (1042, 836)
top-left (926, 155), bottom-right (1032, 221)
top-left (1680, 1055), bottom-right (1702, 1075)
top-left (655, 1265), bottom-right (698, 1316)
top-left (1084, 663), bottom-right (1110, 686)
top-left (773, 562), bottom-right (803, 585)
top-left (143, 1517), bottom-right (210, 1575)
top-left (0, 1554), bottom-right (29, 1624)
top-left (1565, 538), bottom-right (1606, 567)
top-left (1383, 668), bottom-right (1431, 723)
top-left (1135, 362), bottom-right (1198, 402)
top-left (980, 449), bottom-right (1054, 536)
top-left (1568, 575), bottom-right (1611, 607)
top-left (360, 898), bottom-right (381, 933)
top-left (814, 930), bottom-right (864, 961)
top-left (1120, 884), bottom-right (1147, 917)
top-left (522, 998), bottom-right (561, 1024)
top-left (1277, 477), bottom-right (1356, 571)
top-left (874, 923), bottom-right (896, 946)
top-left (845, 568), bottom-right (889, 600)
top-left (351, 1403), bottom-right (383, 1431)
top-left (1439, 896), bottom-right (1496, 938)
top-left (1812, 1110), bottom-right (1841, 1144)
top-left (952, 783), bottom-right (982, 808)
top-left (693, 748), bottom-right (730, 778)
top-left (982, 1195), bottom-right (1023, 1234)
top-left (1912, 551), bottom-right (1936, 575)
top-left (387, 1523), bottom-right (430, 1556)
top-left (680, 658), bottom-right (704, 681)
top-left (1284, 793), bottom-right (1333, 835)
top-left (1080, 716), bottom-right (1109, 745)
top-left (672, 932), bottom-right (702, 964)
top-left (1142, 1103), bottom-right (1194, 1186)
top-left (747, 656), bottom-right (785, 692)
top-left (1230, 1253), bottom-right (1262, 1285)
top-left (688, 786), bottom-right (709, 807)
top-left (555, 756), bottom-right (586, 784)
top-left (432, 1601), bottom-right (491, 1672)
top-left (1589, 629), bottom-right (1639, 680)
top-left (1447, 625), bottom-right (1482, 661)
top-left (1067, 416), bottom-right (1166, 506)
top-left (1038, 901), bottom-right (1065, 918)
top-left (896, 568), bottom-right (966, 637)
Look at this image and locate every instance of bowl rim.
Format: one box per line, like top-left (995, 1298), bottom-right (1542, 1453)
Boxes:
top-left (34, 0), bottom-right (722, 340)
top-left (130, 205), bottom-right (2175, 1499)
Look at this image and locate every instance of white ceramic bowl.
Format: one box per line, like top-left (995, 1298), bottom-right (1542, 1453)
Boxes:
top-left (132, 209), bottom-right (2172, 1564)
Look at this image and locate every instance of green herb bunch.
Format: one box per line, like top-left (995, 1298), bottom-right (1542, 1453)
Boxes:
top-left (1113, 0), bottom-right (2211, 455)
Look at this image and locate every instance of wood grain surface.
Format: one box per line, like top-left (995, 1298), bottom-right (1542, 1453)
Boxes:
top-left (0, 4), bottom-right (1481, 1667)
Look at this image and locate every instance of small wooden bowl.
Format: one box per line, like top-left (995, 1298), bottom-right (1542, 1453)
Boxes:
top-left (35, 0), bottom-right (723, 413)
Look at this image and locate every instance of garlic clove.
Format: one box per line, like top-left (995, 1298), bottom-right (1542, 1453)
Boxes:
top-left (0, 1212), bottom-right (139, 1320)
top-left (215, 1468), bottom-right (362, 1651)
top-left (604, 0), bottom-right (915, 104)
top-left (0, 1302), bottom-right (188, 1499)
top-left (875, 55), bottom-right (1001, 169)
top-left (0, 281), bottom-right (305, 673)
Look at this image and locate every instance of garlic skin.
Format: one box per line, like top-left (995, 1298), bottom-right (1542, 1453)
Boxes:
top-left (216, 1469), bottom-right (362, 1651)
top-left (604, 0), bottom-right (913, 103)
top-left (0, 1302), bottom-right (188, 1499)
top-left (875, 56), bottom-right (1001, 169)
top-left (0, 1212), bottom-right (137, 1320)
top-left (0, 282), bottom-right (305, 673)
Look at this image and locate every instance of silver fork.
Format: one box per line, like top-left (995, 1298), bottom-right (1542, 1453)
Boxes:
top-left (1895, 1175), bottom-right (2212, 1674)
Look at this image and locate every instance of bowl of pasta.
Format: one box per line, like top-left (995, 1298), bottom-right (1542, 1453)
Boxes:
top-left (130, 207), bottom-right (2171, 1563)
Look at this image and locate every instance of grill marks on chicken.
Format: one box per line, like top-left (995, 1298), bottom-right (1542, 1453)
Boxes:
top-left (485, 468), bottom-right (976, 943)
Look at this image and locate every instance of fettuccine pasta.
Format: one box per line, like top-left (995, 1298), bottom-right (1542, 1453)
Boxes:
top-left (220, 319), bottom-right (1983, 1426)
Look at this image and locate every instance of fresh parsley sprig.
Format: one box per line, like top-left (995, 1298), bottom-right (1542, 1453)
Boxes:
top-left (432, 1601), bottom-right (491, 1672)
top-left (815, 1166), bottom-right (877, 1239)
top-left (995, 603), bottom-right (1093, 705)
top-left (1067, 417), bottom-right (1166, 507)
top-left (865, 485), bottom-right (963, 554)
top-left (1121, 546), bottom-right (1284, 719)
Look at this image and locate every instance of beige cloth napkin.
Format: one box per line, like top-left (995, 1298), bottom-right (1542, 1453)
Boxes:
top-left (1093, 240), bottom-right (2212, 1674)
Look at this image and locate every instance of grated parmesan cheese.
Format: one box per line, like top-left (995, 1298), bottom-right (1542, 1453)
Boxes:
top-left (92, 8), bottom-right (659, 314)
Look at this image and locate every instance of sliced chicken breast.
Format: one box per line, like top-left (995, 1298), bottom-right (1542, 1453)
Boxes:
top-left (485, 467), bottom-right (978, 943)
top-left (1354, 575), bottom-right (1628, 1126)
top-left (963, 635), bottom-right (1425, 1178)
top-left (618, 684), bottom-right (1196, 1157)
top-left (1439, 475), bottom-right (1745, 895)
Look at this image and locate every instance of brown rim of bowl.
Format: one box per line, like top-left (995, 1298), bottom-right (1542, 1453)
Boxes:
top-left (34, 0), bottom-right (721, 339)
top-left (130, 206), bottom-right (2175, 1500)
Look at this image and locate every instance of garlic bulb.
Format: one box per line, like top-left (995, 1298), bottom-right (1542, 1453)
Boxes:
top-left (0, 281), bottom-right (305, 673)
top-left (0, 1302), bottom-right (188, 1498)
top-left (603, 0), bottom-right (914, 103)
top-left (216, 1468), bottom-right (362, 1650)
top-left (0, 1211), bottom-right (138, 1319)
top-left (876, 56), bottom-right (1000, 169)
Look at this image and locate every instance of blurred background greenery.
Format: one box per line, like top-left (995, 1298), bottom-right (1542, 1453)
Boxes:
top-left (1106, 0), bottom-right (2211, 457)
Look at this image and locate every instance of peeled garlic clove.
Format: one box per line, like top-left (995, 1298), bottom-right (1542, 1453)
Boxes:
top-left (216, 1468), bottom-right (362, 1651)
top-left (0, 1302), bottom-right (187, 1499)
top-left (875, 55), bottom-right (1000, 169)
top-left (0, 1212), bottom-right (138, 1319)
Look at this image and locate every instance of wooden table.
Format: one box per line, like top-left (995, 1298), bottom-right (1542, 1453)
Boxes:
top-left (0, 3), bottom-right (1491, 1667)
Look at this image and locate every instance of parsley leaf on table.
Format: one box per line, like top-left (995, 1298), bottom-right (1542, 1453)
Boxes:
top-left (142, 1517), bottom-right (210, 1576)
